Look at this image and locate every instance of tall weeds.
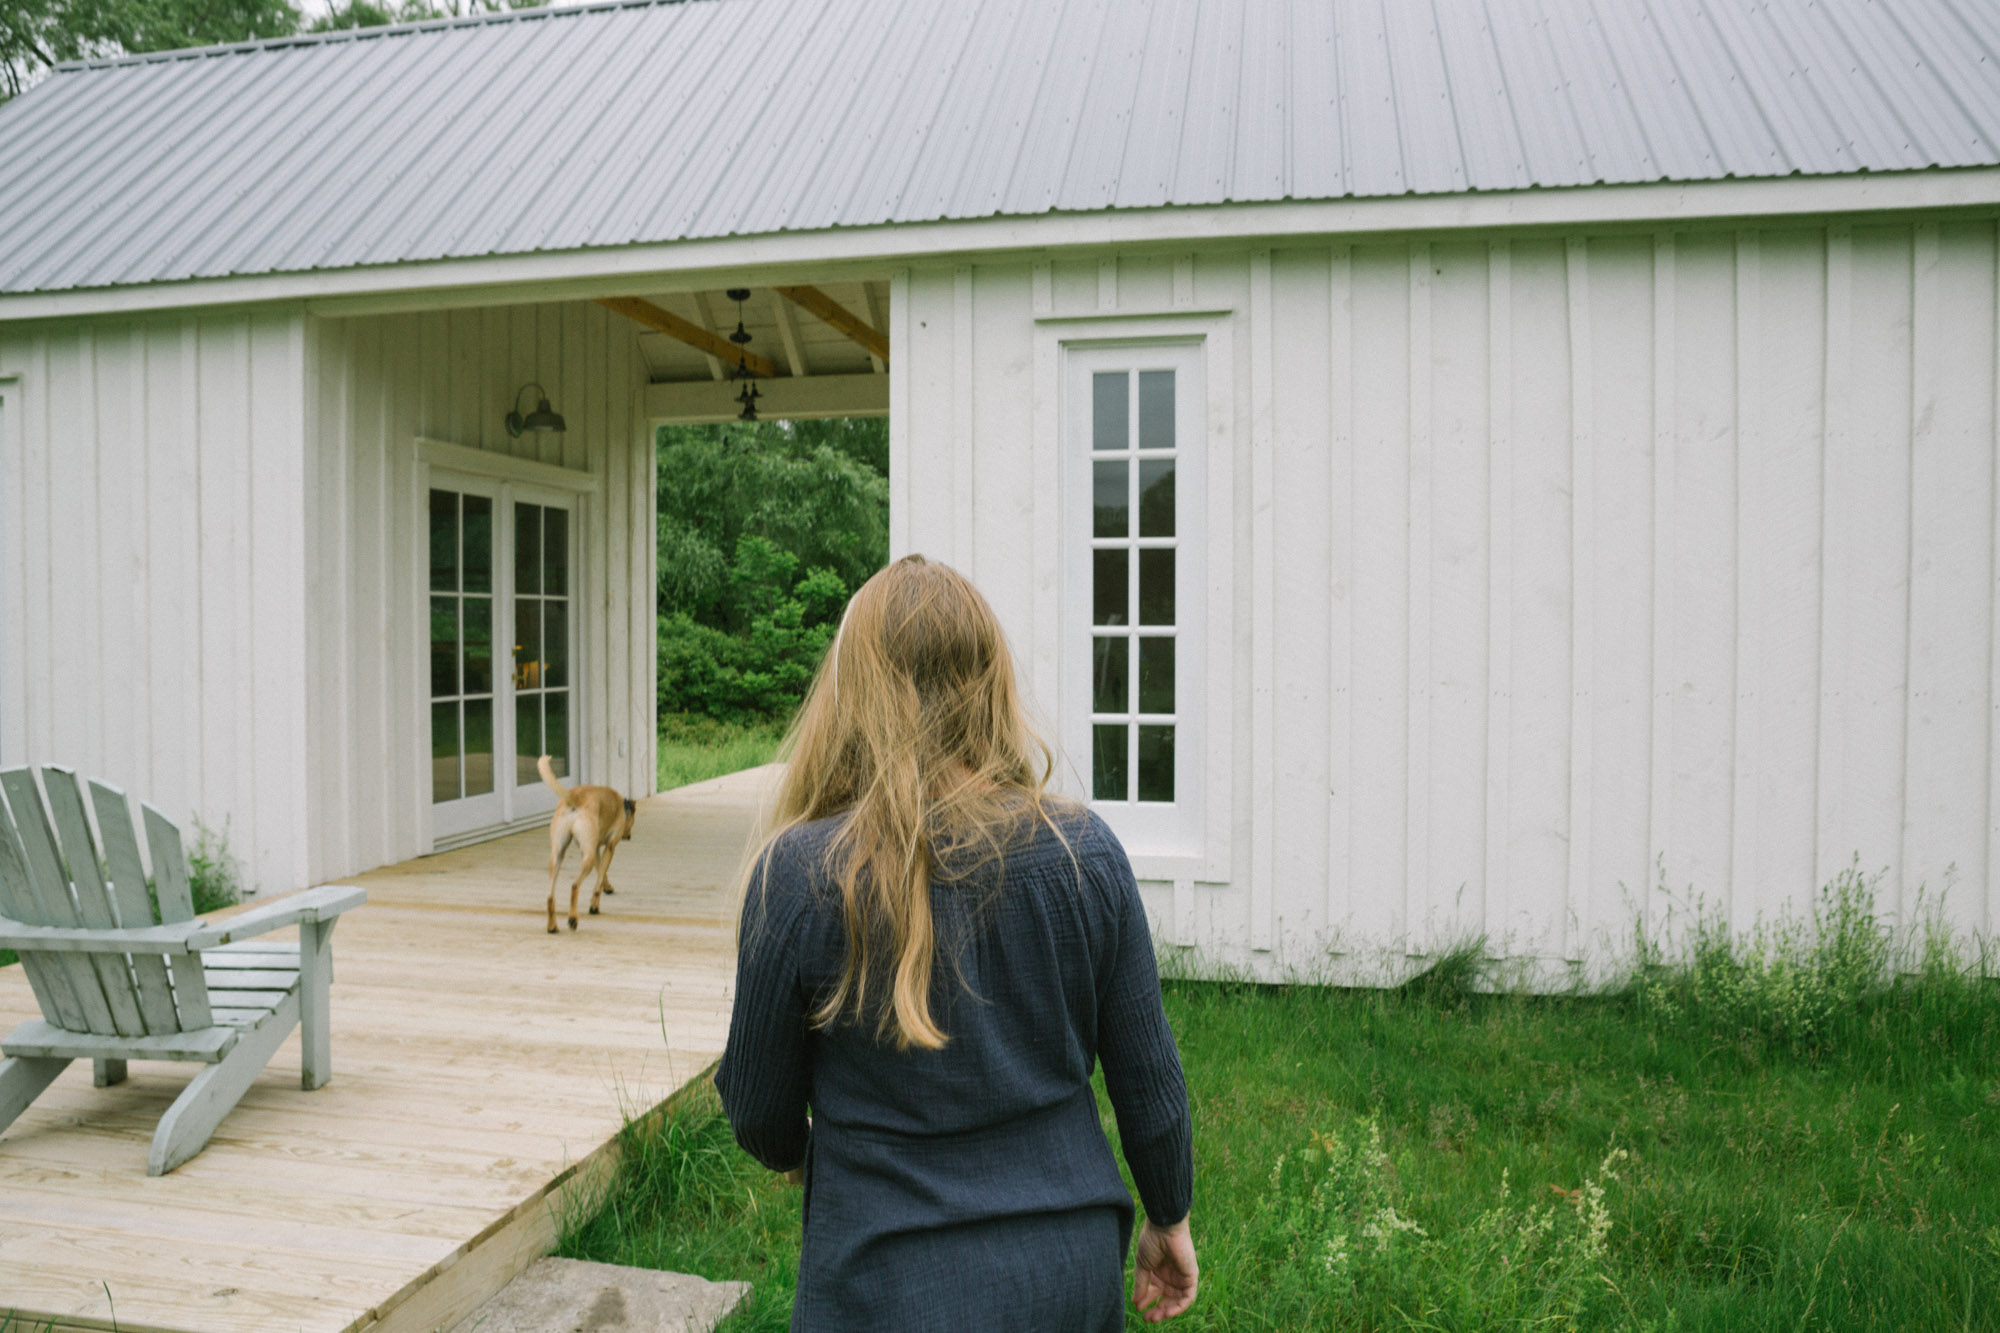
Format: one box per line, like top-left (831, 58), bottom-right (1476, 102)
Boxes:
top-left (1630, 861), bottom-right (1999, 1065)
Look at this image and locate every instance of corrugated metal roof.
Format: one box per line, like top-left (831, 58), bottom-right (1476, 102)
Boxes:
top-left (1, 0), bottom-right (1997, 295)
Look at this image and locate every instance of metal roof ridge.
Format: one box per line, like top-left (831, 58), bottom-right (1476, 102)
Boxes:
top-left (47, 0), bottom-right (715, 74)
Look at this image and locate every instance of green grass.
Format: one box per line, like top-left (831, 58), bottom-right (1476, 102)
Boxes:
top-left (657, 712), bottom-right (785, 792)
top-left (0, 949), bottom-right (15, 969)
top-left (0, 1311), bottom-right (56, 1331)
top-left (562, 881), bottom-right (2000, 1331)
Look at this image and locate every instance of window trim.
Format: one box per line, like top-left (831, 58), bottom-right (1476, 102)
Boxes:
top-left (1037, 314), bottom-right (1234, 879)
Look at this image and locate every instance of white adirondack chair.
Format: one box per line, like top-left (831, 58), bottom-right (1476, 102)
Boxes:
top-left (0, 765), bottom-right (364, 1174)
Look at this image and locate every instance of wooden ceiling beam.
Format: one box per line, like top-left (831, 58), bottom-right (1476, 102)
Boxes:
top-left (770, 291), bottom-right (810, 377)
top-left (597, 295), bottom-right (781, 380)
top-left (861, 283), bottom-right (888, 373)
top-left (775, 285), bottom-right (890, 365)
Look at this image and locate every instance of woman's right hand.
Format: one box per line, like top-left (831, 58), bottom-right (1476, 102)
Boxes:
top-left (1132, 1215), bottom-right (1198, 1322)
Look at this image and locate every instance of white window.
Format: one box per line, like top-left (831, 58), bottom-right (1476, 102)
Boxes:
top-left (1063, 342), bottom-right (1205, 852)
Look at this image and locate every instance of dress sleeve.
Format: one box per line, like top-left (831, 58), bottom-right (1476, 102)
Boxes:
top-left (1092, 828), bottom-right (1194, 1226)
top-left (714, 852), bottom-right (812, 1173)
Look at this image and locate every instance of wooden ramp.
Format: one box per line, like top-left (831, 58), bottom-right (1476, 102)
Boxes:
top-left (0, 766), bottom-right (776, 1333)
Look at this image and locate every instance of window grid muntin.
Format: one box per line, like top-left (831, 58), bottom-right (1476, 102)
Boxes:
top-left (513, 501), bottom-right (572, 786)
top-left (1088, 369), bottom-right (1178, 804)
top-left (428, 488), bottom-right (496, 803)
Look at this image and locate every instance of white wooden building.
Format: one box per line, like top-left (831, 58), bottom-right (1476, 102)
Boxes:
top-left (2, 0), bottom-right (1999, 979)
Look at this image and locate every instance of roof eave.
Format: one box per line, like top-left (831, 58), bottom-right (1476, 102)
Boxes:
top-left (3, 168), bottom-right (1998, 324)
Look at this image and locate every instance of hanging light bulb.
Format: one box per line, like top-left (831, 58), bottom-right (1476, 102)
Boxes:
top-left (724, 288), bottom-right (760, 422)
top-left (727, 287), bottom-right (753, 348)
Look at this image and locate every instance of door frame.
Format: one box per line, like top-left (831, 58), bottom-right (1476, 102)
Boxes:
top-left (413, 438), bottom-right (600, 852)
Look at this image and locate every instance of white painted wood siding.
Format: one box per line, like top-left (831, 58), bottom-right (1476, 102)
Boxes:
top-left (898, 222), bottom-right (2000, 979)
top-left (305, 300), bottom-right (657, 883)
top-left (0, 298), bottom-right (655, 896)
top-left (0, 311), bottom-right (312, 899)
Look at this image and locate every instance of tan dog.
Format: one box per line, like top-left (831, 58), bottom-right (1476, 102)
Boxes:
top-left (539, 754), bottom-right (637, 933)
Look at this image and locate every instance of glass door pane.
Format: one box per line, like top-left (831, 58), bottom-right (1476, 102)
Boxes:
top-left (430, 487), bottom-right (504, 837)
top-left (513, 500), bottom-right (574, 793)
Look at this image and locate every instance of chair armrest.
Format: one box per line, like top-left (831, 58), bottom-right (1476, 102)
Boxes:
top-left (186, 885), bottom-right (368, 949)
top-left (0, 915), bottom-right (202, 955)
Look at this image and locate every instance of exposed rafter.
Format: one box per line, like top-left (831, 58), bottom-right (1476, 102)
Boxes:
top-left (776, 285), bottom-right (890, 365)
top-left (687, 291), bottom-right (728, 380)
top-left (861, 283), bottom-right (889, 373)
top-left (596, 295), bottom-right (780, 380)
top-left (770, 293), bottom-right (810, 378)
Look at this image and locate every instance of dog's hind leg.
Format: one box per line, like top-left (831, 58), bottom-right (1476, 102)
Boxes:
top-left (547, 829), bottom-right (572, 934)
top-left (589, 841), bottom-right (621, 916)
top-left (568, 843), bottom-right (596, 931)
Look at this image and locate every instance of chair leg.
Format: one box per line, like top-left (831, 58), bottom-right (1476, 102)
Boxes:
top-left (299, 917), bottom-right (338, 1091)
top-left (94, 1058), bottom-right (128, 1087)
top-left (148, 992), bottom-right (299, 1176)
top-left (0, 1055), bottom-right (71, 1134)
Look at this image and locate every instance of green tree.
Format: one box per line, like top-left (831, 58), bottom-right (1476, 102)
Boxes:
top-left (1, 0), bottom-right (544, 101)
top-left (655, 417), bottom-right (890, 724)
top-left (3, 0), bottom-right (300, 98)
top-left (655, 419), bottom-right (889, 629)
top-left (308, 0), bottom-right (542, 34)
top-left (783, 415), bottom-right (889, 477)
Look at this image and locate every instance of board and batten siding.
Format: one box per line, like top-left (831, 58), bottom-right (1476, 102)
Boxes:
top-left (305, 299), bottom-right (657, 884)
top-left (895, 221), bottom-right (2000, 980)
top-left (0, 310), bottom-right (312, 899)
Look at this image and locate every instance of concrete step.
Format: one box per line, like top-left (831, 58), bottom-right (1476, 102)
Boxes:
top-left (451, 1257), bottom-right (749, 1333)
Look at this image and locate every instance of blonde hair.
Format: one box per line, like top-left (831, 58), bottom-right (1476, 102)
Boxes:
top-left (753, 554), bottom-right (1065, 1051)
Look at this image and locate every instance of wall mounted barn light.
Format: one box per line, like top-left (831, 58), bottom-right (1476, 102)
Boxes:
top-left (725, 288), bottom-right (762, 422)
top-left (504, 383), bottom-right (567, 437)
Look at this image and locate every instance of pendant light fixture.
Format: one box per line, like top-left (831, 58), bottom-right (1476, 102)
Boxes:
top-left (725, 287), bottom-right (761, 422)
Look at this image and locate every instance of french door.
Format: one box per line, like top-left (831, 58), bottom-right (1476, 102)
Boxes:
top-left (429, 476), bottom-right (577, 842)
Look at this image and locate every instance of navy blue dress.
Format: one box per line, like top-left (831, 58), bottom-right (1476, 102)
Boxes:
top-left (714, 808), bottom-right (1193, 1332)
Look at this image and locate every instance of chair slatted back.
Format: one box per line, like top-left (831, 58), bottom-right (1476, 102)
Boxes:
top-left (0, 764), bottom-right (161, 1032)
top-left (36, 769), bottom-right (160, 1037)
top-left (0, 780), bottom-right (96, 1033)
top-left (0, 764), bottom-right (129, 1032)
top-left (141, 800), bottom-right (212, 1030)
top-left (84, 779), bottom-right (186, 1035)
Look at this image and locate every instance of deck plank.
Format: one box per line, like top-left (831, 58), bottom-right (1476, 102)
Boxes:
top-left (0, 767), bottom-right (771, 1333)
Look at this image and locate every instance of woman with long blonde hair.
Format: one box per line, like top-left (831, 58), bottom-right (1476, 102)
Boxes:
top-left (715, 554), bottom-right (1197, 1330)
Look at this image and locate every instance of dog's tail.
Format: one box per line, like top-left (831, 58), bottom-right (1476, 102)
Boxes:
top-left (537, 754), bottom-right (566, 795)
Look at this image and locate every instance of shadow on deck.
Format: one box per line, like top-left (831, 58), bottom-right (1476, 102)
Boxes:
top-left (0, 765), bottom-right (777, 1333)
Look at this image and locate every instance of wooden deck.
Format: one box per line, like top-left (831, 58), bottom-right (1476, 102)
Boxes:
top-left (0, 767), bottom-right (775, 1333)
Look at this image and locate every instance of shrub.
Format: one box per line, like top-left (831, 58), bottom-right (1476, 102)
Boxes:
top-left (184, 817), bottom-right (243, 914)
top-left (658, 535), bottom-right (842, 724)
